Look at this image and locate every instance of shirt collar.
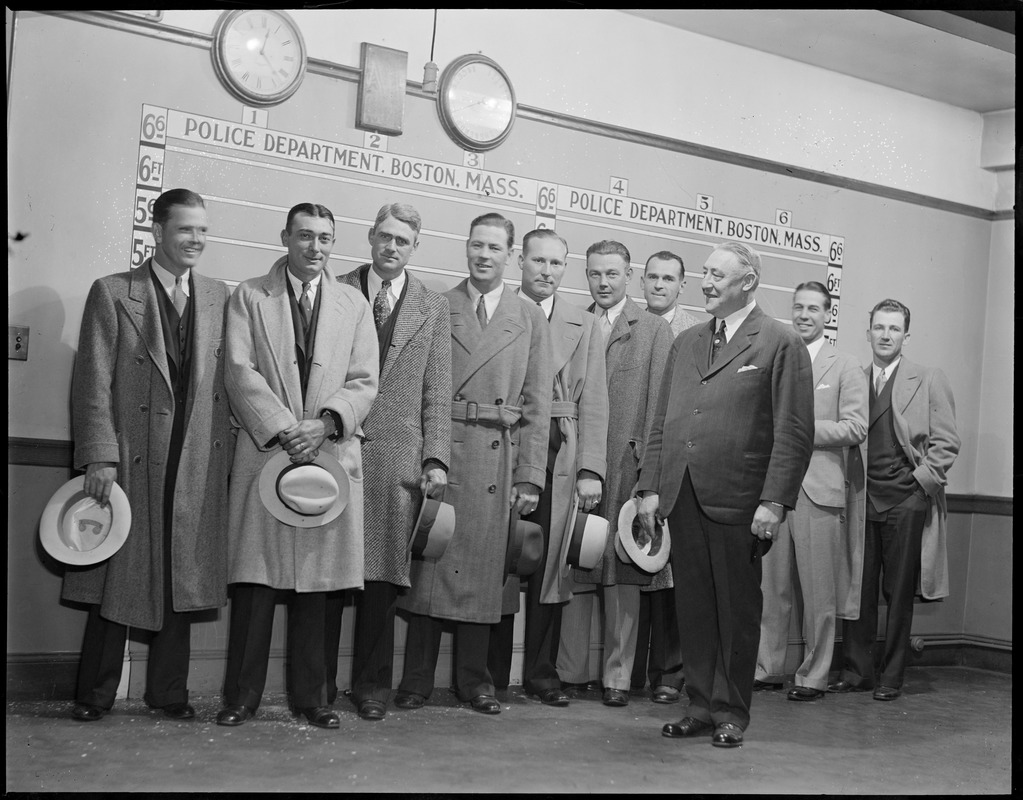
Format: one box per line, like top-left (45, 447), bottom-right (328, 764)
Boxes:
top-left (719, 298), bottom-right (756, 341)
top-left (367, 265), bottom-right (405, 303)
top-left (805, 336), bottom-right (826, 363)
top-left (660, 305), bottom-right (677, 325)
top-left (516, 287), bottom-right (554, 319)
top-left (467, 279), bottom-right (504, 318)
top-left (150, 257), bottom-right (190, 298)
top-left (601, 294), bottom-right (629, 325)
top-left (872, 357), bottom-right (901, 383)
top-left (285, 265), bottom-right (322, 302)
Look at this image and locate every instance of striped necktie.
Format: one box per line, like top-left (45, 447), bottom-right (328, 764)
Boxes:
top-left (476, 296), bottom-right (488, 328)
top-left (300, 282), bottom-right (313, 329)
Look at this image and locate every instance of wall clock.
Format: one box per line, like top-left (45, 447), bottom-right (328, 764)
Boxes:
top-left (211, 10), bottom-right (307, 107)
top-left (437, 54), bottom-right (516, 152)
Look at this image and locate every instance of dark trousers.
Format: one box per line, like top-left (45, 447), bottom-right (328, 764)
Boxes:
top-left (400, 613), bottom-right (494, 701)
top-left (323, 582), bottom-right (401, 705)
top-left (631, 587), bottom-right (685, 690)
top-left (839, 491), bottom-right (928, 689)
top-left (223, 584), bottom-right (327, 710)
top-left (487, 477), bottom-right (563, 694)
top-left (670, 472), bottom-right (762, 730)
top-left (75, 489), bottom-right (191, 710)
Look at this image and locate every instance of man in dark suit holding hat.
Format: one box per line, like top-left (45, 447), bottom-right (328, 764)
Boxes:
top-left (637, 241), bottom-right (814, 747)
top-left (326, 203), bottom-right (452, 721)
top-left (62, 188), bottom-right (233, 722)
top-left (218, 202), bottom-right (378, 729)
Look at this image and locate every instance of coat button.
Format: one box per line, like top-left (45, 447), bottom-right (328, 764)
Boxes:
top-left (214, 392), bottom-right (221, 402)
top-left (491, 440), bottom-right (500, 449)
top-left (686, 441), bottom-right (694, 448)
top-left (213, 440), bottom-right (222, 449)
top-left (139, 404), bottom-right (148, 413)
top-left (215, 347), bottom-right (222, 358)
top-left (692, 409), bottom-right (700, 415)
top-left (839, 515), bottom-right (846, 522)
top-left (454, 394), bottom-right (464, 402)
top-left (701, 380), bottom-right (708, 385)
top-left (133, 456), bottom-right (142, 464)
top-left (135, 355), bottom-right (145, 364)
top-left (488, 484), bottom-right (497, 493)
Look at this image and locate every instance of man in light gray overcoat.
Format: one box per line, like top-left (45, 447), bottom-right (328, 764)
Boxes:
top-left (327, 203), bottom-right (452, 721)
top-left (217, 203), bottom-right (378, 730)
top-left (397, 212), bottom-right (553, 715)
top-left (63, 189), bottom-right (232, 723)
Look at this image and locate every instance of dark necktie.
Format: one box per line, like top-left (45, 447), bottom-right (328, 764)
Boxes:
top-left (373, 279), bottom-right (392, 330)
top-left (711, 320), bottom-right (727, 364)
top-left (476, 296), bottom-right (488, 328)
top-left (172, 276), bottom-right (187, 318)
top-left (299, 282), bottom-right (313, 330)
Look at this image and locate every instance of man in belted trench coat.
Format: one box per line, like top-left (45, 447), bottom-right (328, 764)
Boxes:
top-left (397, 212), bottom-right (553, 715)
top-left (62, 189), bottom-right (232, 723)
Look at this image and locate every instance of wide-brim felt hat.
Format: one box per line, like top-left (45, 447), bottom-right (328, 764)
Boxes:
top-left (505, 509), bottom-right (544, 578)
top-left (258, 450), bottom-right (350, 528)
top-left (40, 476), bottom-right (132, 566)
top-left (409, 497), bottom-right (456, 560)
top-left (616, 498), bottom-right (671, 573)
top-left (560, 495), bottom-right (609, 576)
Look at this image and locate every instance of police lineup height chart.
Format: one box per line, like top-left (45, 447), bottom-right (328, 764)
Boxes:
top-left (131, 104), bottom-right (846, 343)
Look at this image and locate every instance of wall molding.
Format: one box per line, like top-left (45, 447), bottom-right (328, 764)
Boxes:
top-left (34, 9), bottom-right (1009, 222)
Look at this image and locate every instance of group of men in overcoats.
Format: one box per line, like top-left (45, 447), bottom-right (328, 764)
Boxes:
top-left (63, 187), bottom-right (959, 747)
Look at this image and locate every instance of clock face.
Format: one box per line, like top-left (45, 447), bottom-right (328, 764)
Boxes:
top-left (438, 55), bottom-right (516, 151)
top-left (212, 10), bottom-right (307, 106)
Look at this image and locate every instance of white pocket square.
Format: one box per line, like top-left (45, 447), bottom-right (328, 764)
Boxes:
top-left (816, 383), bottom-right (831, 390)
top-left (737, 365), bottom-right (758, 373)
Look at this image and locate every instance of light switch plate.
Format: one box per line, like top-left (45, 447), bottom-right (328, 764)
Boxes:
top-left (9, 325), bottom-right (29, 360)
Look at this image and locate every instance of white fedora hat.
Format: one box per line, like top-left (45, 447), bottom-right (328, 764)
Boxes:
top-left (560, 495), bottom-right (609, 575)
top-left (39, 476), bottom-right (131, 566)
top-left (258, 451), bottom-right (350, 528)
top-left (408, 497), bottom-right (456, 560)
top-left (616, 498), bottom-right (671, 573)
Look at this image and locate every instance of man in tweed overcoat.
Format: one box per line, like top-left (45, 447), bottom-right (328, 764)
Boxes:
top-left (63, 189), bottom-right (232, 722)
top-left (397, 212), bottom-right (553, 715)
top-left (327, 203), bottom-right (452, 721)
top-left (557, 240), bottom-right (673, 708)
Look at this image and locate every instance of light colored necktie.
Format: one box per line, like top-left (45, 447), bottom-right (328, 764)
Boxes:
top-left (711, 320), bottom-right (727, 363)
top-left (476, 296), bottom-right (488, 328)
top-left (172, 276), bottom-right (187, 318)
top-left (600, 311), bottom-right (613, 339)
top-left (300, 282), bottom-right (313, 328)
top-left (875, 369), bottom-right (887, 395)
top-left (373, 279), bottom-right (392, 329)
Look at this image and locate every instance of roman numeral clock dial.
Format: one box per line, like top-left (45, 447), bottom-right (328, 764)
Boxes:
top-left (212, 10), bottom-right (307, 107)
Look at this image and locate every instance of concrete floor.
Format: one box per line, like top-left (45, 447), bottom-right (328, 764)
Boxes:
top-left (5, 666), bottom-right (1010, 794)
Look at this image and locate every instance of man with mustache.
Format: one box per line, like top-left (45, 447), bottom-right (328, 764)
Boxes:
top-left (637, 241), bottom-right (814, 747)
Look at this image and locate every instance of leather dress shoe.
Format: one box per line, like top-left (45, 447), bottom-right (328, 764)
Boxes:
top-left (661, 716), bottom-right (714, 739)
top-left (394, 691), bottom-right (426, 709)
top-left (652, 685), bottom-right (681, 704)
top-left (469, 694), bottom-right (501, 714)
top-left (788, 686), bottom-right (824, 702)
top-left (873, 685), bottom-right (902, 701)
top-left (161, 702), bottom-right (195, 720)
top-left (297, 706), bottom-right (340, 728)
top-left (358, 699), bottom-right (386, 721)
top-left (752, 679), bottom-right (783, 691)
top-left (71, 703), bottom-right (106, 722)
top-left (711, 722), bottom-right (744, 748)
top-left (602, 688), bottom-right (629, 707)
top-left (827, 679), bottom-right (870, 693)
top-left (216, 704), bottom-right (254, 726)
top-left (531, 688), bottom-right (569, 707)
top-left (562, 680), bottom-right (601, 693)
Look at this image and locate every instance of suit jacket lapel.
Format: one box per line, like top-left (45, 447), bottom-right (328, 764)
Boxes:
top-left (549, 296), bottom-right (582, 376)
top-left (690, 320), bottom-right (715, 379)
top-left (384, 275), bottom-right (430, 383)
top-left (891, 358), bottom-right (921, 415)
top-left (256, 259), bottom-right (303, 415)
top-left (813, 346), bottom-right (837, 386)
top-left (187, 273), bottom-right (218, 400)
top-left (703, 306), bottom-right (761, 379)
top-left (123, 261), bottom-right (172, 395)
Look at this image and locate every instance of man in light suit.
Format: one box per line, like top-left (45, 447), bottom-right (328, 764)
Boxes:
top-left (327, 203), bottom-right (452, 721)
top-left (637, 241), bottom-right (814, 747)
top-left (829, 298), bottom-right (959, 701)
top-left (631, 250), bottom-right (700, 705)
top-left (397, 213), bottom-right (553, 715)
top-left (756, 281), bottom-right (867, 701)
top-left (641, 250), bottom-right (700, 338)
top-left (558, 240), bottom-right (673, 708)
top-left (218, 203), bottom-right (378, 729)
top-left (63, 188), bottom-right (232, 722)
top-left (488, 228), bottom-right (608, 707)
